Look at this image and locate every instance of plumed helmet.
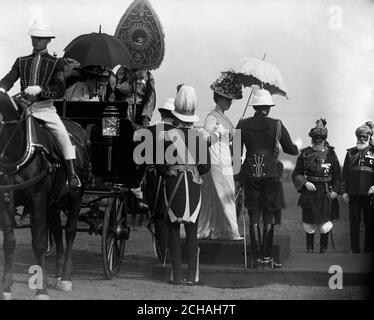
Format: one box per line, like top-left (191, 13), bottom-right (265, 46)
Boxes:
top-left (28, 20), bottom-right (55, 38)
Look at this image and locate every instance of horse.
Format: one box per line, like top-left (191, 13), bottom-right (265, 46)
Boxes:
top-left (0, 92), bottom-right (89, 300)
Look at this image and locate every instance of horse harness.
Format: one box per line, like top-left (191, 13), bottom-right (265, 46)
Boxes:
top-left (0, 107), bottom-right (57, 193)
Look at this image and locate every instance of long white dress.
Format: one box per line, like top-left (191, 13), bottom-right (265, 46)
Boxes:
top-left (197, 110), bottom-right (241, 240)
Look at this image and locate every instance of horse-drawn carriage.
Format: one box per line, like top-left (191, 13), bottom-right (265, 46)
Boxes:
top-left (0, 90), bottom-right (164, 300)
top-left (51, 99), bottom-right (147, 280)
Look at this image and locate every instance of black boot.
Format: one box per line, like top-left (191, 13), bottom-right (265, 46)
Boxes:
top-left (249, 224), bottom-right (261, 268)
top-left (320, 232), bottom-right (329, 253)
top-left (306, 233), bottom-right (314, 253)
top-left (65, 159), bottom-right (81, 192)
top-left (262, 225), bottom-right (274, 269)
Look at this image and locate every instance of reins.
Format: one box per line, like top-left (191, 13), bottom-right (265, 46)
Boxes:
top-left (0, 114), bottom-right (28, 159)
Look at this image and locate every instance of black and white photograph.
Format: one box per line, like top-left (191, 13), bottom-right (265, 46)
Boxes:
top-left (0, 0), bottom-right (373, 306)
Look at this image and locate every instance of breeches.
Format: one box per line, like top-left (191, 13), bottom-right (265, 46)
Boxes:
top-left (31, 106), bottom-right (76, 159)
top-left (244, 178), bottom-right (280, 224)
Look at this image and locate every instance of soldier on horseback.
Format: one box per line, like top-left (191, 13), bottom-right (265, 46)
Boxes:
top-left (0, 21), bottom-right (81, 191)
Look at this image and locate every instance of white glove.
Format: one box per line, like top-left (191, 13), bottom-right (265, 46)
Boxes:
top-left (329, 191), bottom-right (338, 199)
top-left (305, 181), bottom-right (316, 192)
top-left (368, 185), bottom-right (374, 195)
top-left (342, 193), bottom-right (350, 204)
top-left (197, 128), bottom-right (210, 142)
top-left (24, 86), bottom-right (41, 96)
top-left (0, 87), bottom-right (6, 93)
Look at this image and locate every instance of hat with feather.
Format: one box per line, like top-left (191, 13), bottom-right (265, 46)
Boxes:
top-left (210, 72), bottom-right (243, 100)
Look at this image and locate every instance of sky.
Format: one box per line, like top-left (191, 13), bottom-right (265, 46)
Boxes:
top-left (0, 0), bottom-right (373, 162)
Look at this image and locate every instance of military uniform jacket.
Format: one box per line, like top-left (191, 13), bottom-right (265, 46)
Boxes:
top-left (0, 50), bottom-right (65, 100)
top-left (143, 121), bottom-right (174, 214)
top-left (156, 124), bottom-right (211, 223)
top-left (292, 145), bottom-right (341, 224)
top-left (236, 113), bottom-right (298, 180)
top-left (293, 145), bottom-right (341, 192)
top-left (341, 145), bottom-right (374, 196)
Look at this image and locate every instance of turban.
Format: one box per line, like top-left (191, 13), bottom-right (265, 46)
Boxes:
top-left (309, 119), bottom-right (328, 139)
top-left (355, 121), bottom-right (374, 137)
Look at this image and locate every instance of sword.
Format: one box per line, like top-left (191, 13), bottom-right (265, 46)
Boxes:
top-left (326, 184), bottom-right (335, 251)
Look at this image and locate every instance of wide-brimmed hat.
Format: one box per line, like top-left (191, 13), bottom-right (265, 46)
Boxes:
top-left (249, 88), bottom-right (275, 107)
top-left (171, 85), bottom-right (199, 123)
top-left (159, 98), bottom-right (175, 112)
top-left (28, 21), bottom-right (55, 38)
top-left (210, 72), bottom-right (242, 100)
top-left (309, 119), bottom-right (328, 139)
top-left (355, 121), bottom-right (374, 137)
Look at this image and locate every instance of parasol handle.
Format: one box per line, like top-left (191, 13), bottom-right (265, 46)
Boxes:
top-left (240, 52), bottom-right (267, 120)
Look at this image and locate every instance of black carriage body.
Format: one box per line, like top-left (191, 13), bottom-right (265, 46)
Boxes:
top-left (54, 100), bottom-right (138, 187)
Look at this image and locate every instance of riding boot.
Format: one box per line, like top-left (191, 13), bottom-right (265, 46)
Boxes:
top-left (269, 225), bottom-right (282, 268)
top-left (320, 232), bottom-right (329, 253)
top-left (262, 226), bottom-right (273, 268)
top-left (249, 224), bottom-right (261, 268)
top-left (263, 224), bottom-right (275, 269)
top-left (65, 159), bottom-right (81, 192)
top-left (306, 233), bottom-right (314, 253)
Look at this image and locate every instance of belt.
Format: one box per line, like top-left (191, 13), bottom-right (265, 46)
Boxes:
top-left (167, 164), bottom-right (202, 184)
top-left (306, 175), bottom-right (332, 182)
top-left (351, 166), bottom-right (374, 174)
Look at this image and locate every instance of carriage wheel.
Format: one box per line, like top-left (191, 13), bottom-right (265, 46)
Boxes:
top-left (101, 197), bottom-right (128, 280)
top-left (44, 227), bottom-right (55, 257)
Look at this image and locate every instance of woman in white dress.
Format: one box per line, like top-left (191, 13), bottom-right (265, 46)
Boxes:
top-left (197, 73), bottom-right (243, 240)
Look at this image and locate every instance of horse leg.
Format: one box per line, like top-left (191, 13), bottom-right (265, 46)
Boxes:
top-left (31, 192), bottom-right (49, 300)
top-left (58, 194), bottom-right (80, 292)
top-left (48, 204), bottom-right (64, 284)
top-left (1, 194), bottom-right (16, 300)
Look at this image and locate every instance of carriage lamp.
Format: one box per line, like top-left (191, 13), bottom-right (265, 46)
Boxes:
top-left (103, 106), bottom-right (120, 174)
top-left (102, 105), bottom-right (120, 137)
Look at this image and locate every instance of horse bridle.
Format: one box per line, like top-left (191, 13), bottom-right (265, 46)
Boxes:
top-left (0, 110), bottom-right (28, 160)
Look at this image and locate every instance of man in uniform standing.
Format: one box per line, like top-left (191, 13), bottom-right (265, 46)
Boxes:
top-left (0, 21), bottom-right (80, 190)
top-left (144, 98), bottom-right (176, 262)
top-left (292, 119), bottom-right (341, 253)
top-left (236, 89), bottom-right (298, 268)
top-left (341, 121), bottom-right (374, 253)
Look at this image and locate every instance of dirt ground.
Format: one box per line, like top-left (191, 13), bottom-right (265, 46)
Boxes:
top-left (0, 182), bottom-right (371, 300)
